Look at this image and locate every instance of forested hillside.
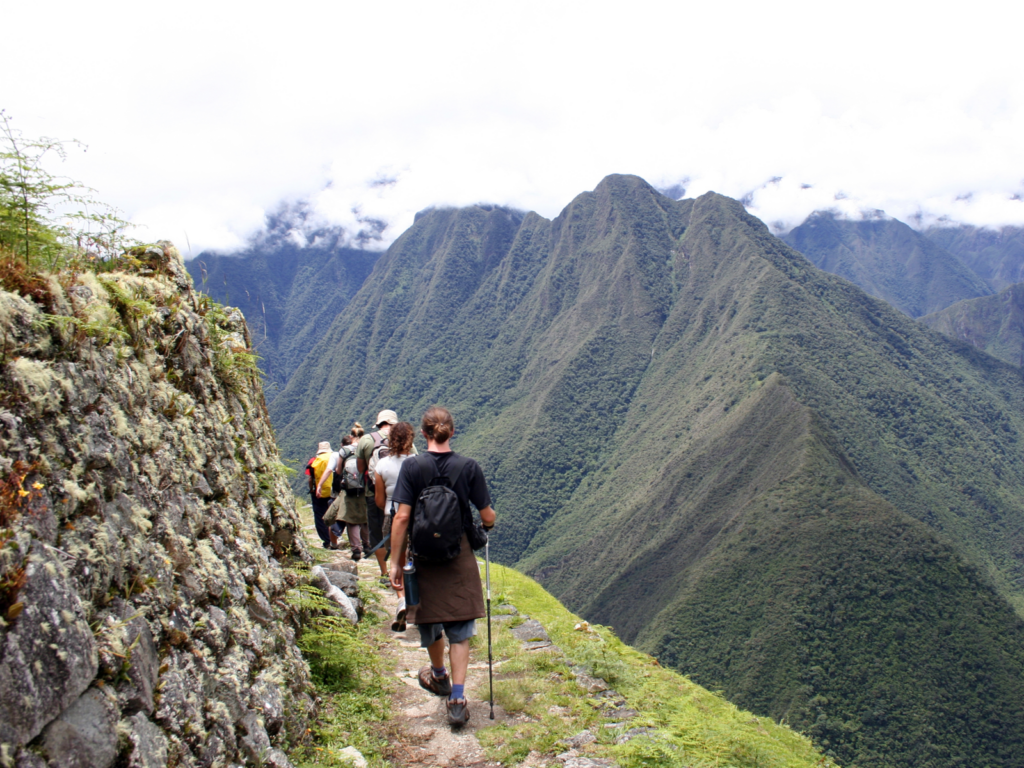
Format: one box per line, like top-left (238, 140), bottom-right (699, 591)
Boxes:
top-left (920, 282), bottom-right (1024, 367)
top-left (269, 176), bottom-right (1024, 767)
top-left (782, 211), bottom-right (991, 316)
top-left (186, 226), bottom-right (380, 400)
top-left (925, 224), bottom-right (1024, 291)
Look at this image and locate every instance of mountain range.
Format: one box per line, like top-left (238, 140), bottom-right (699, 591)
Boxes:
top-left (185, 212), bottom-right (380, 400)
top-left (781, 211), bottom-right (992, 317)
top-left (919, 283), bottom-right (1024, 368)
top-left (193, 178), bottom-right (1024, 768)
top-left (924, 224), bottom-right (1024, 292)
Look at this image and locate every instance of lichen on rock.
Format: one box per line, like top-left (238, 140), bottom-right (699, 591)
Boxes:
top-left (0, 243), bottom-right (312, 767)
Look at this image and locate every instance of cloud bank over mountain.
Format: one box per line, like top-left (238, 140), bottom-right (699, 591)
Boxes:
top-left (5, 0), bottom-right (1024, 253)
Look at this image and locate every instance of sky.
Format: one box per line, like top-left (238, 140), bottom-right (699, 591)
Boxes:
top-left (5, 0), bottom-right (1024, 256)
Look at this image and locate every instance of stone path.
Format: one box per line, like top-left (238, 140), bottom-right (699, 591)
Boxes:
top-left (353, 554), bottom-right (506, 768)
top-left (303, 514), bottom-right (632, 768)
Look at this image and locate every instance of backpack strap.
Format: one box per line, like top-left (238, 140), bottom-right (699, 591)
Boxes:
top-left (416, 453), bottom-right (468, 487)
top-left (416, 453), bottom-right (436, 487)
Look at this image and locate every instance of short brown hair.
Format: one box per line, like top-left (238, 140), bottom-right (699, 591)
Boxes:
top-left (421, 406), bottom-right (454, 444)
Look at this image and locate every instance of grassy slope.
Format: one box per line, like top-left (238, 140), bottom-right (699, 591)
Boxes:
top-left (782, 212), bottom-right (991, 317)
top-left (270, 177), bottom-right (1024, 767)
top-left (920, 282), bottom-right (1024, 367)
top-left (187, 244), bottom-right (379, 400)
top-left (289, 499), bottom-right (831, 768)
top-left (481, 563), bottom-right (834, 768)
top-left (924, 225), bottom-right (1024, 292)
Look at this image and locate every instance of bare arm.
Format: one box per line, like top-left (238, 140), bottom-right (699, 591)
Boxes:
top-left (315, 454), bottom-right (336, 496)
top-left (374, 472), bottom-right (386, 510)
top-left (389, 502), bottom-right (412, 590)
top-left (478, 505), bottom-right (496, 528)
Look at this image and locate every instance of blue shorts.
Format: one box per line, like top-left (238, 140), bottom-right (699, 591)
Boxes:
top-left (418, 619), bottom-right (477, 647)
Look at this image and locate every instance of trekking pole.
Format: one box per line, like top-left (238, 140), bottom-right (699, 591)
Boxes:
top-left (485, 537), bottom-right (494, 720)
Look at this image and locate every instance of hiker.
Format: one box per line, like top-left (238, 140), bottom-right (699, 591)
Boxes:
top-left (315, 435), bottom-right (347, 550)
top-left (357, 410), bottom-right (401, 583)
top-left (323, 434), bottom-right (369, 559)
top-left (373, 421), bottom-right (416, 629)
top-left (305, 440), bottom-right (336, 550)
top-left (389, 406), bottom-right (496, 727)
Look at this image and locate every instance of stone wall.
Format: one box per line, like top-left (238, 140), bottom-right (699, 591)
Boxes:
top-left (0, 245), bottom-right (312, 768)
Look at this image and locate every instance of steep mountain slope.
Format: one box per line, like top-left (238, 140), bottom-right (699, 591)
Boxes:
top-left (531, 375), bottom-right (1024, 767)
top-left (270, 176), bottom-right (1024, 767)
top-left (187, 235), bottom-right (380, 400)
top-left (920, 282), bottom-right (1024, 367)
top-left (925, 224), bottom-right (1024, 291)
top-left (782, 211), bottom-right (991, 316)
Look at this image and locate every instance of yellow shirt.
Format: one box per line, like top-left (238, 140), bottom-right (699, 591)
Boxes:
top-left (310, 453), bottom-right (333, 498)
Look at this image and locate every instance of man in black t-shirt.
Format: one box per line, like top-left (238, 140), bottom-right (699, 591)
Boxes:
top-left (389, 406), bottom-right (496, 728)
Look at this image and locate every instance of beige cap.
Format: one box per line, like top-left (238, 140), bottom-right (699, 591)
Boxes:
top-left (316, 441), bottom-right (332, 454)
top-left (375, 409), bottom-right (398, 427)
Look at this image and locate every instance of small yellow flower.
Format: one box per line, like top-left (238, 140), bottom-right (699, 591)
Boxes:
top-left (32, 482), bottom-right (44, 490)
top-left (17, 489), bottom-right (29, 497)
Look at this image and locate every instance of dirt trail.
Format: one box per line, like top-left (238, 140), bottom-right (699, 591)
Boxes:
top-left (300, 510), bottom-right (509, 767)
top-left (354, 555), bottom-right (506, 767)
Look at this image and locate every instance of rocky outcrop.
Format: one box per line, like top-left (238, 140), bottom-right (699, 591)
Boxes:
top-left (0, 245), bottom-right (312, 767)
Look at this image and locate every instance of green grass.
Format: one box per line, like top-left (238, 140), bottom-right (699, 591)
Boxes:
top-left (477, 563), bottom-right (833, 768)
top-left (289, 493), bottom-right (830, 767)
top-left (289, 498), bottom-right (396, 768)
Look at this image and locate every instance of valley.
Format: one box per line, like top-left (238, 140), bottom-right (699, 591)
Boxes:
top-left (204, 176), bottom-right (1024, 768)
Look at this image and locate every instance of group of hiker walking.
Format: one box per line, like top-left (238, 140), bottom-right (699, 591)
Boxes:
top-left (306, 406), bottom-right (496, 727)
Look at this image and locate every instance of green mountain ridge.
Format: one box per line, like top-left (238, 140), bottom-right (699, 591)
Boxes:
top-left (530, 374), bottom-right (1024, 765)
top-left (186, 239), bottom-right (380, 401)
top-left (781, 211), bottom-right (992, 317)
top-left (925, 224), bottom-right (1024, 292)
top-left (920, 282), bottom-right (1024, 367)
top-left (268, 175), bottom-right (1024, 767)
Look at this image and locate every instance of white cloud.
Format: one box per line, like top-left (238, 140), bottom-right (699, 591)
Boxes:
top-left (5, 0), bottom-right (1024, 254)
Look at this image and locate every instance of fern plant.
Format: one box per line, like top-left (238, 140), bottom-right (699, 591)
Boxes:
top-left (286, 584), bottom-right (372, 691)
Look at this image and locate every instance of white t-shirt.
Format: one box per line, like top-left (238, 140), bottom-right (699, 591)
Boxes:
top-left (375, 453), bottom-right (413, 514)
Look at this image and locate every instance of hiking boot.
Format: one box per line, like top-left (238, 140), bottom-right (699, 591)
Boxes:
top-left (418, 666), bottom-right (452, 697)
top-left (351, 549), bottom-right (362, 562)
top-left (391, 599), bottom-right (407, 632)
top-left (446, 697), bottom-right (470, 727)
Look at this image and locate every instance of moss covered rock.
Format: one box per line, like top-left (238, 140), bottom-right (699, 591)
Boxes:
top-left (0, 244), bottom-right (312, 767)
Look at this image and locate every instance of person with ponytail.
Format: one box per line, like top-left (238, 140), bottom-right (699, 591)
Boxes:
top-left (388, 406), bottom-right (496, 728)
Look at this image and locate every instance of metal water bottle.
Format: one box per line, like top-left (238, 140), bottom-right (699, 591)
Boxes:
top-left (403, 559), bottom-right (420, 606)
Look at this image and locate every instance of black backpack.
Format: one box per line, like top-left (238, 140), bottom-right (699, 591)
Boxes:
top-left (409, 454), bottom-right (474, 563)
